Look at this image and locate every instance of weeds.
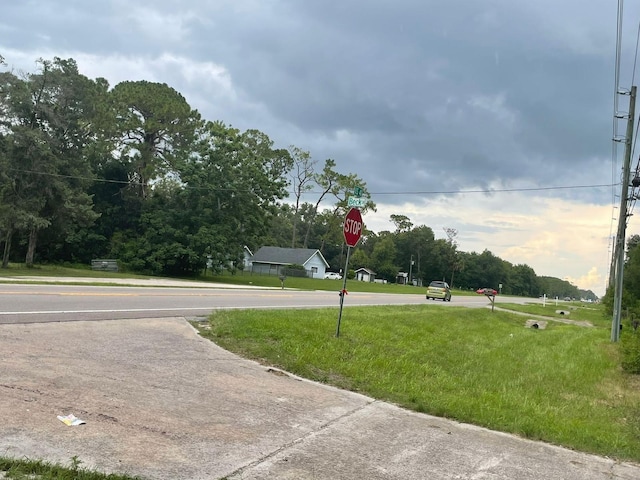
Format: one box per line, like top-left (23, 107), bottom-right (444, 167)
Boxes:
top-left (0, 456), bottom-right (139, 479)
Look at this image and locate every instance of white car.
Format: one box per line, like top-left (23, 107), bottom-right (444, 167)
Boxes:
top-left (324, 272), bottom-right (342, 280)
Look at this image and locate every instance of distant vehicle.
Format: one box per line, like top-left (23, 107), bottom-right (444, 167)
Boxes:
top-left (426, 281), bottom-right (451, 301)
top-left (324, 272), bottom-right (342, 280)
top-left (476, 287), bottom-right (498, 296)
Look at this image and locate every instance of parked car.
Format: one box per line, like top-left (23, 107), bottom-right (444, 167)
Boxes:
top-left (426, 280), bottom-right (451, 301)
top-left (476, 287), bottom-right (498, 296)
top-left (324, 272), bottom-right (342, 280)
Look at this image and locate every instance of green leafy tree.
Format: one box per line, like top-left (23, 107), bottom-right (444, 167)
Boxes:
top-left (538, 276), bottom-right (580, 299)
top-left (116, 122), bottom-right (292, 275)
top-left (421, 239), bottom-right (456, 284)
top-left (370, 235), bottom-right (398, 282)
top-left (302, 158), bottom-right (343, 248)
top-left (263, 204), bottom-right (295, 248)
top-left (510, 264), bottom-right (541, 297)
top-left (0, 58), bottom-right (99, 267)
top-left (288, 146), bottom-right (314, 247)
top-left (349, 248), bottom-right (370, 271)
top-left (110, 80), bottom-right (201, 199)
top-left (390, 214), bottom-right (413, 233)
top-left (386, 219), bottom-right (435, 285)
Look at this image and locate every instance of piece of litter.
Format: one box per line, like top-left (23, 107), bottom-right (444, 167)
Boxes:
top-left (57, 414), bottom-right (86, 426)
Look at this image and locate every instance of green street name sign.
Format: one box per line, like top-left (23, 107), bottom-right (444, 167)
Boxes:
top-left (347, 196), bottom-right (366, 207)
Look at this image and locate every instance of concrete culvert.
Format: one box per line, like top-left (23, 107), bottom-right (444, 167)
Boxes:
top-left (525, 319), bottom-right (547, 329)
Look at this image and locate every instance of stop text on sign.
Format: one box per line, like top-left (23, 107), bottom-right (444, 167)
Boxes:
top-left (344, 218), bottom-right (362, 236)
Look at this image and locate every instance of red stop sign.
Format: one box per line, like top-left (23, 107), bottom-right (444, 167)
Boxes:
top-left (343, 208), bottom-right (363, 247)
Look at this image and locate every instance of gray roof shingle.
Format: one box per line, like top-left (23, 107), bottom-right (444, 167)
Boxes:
top-left (251, 247), bottom-right (329, 267)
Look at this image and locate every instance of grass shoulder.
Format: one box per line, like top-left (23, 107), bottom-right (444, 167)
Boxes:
top-left (196, 304), bottom-right (640, 462)
top-left (0, 263), bottom-right (148, 280)
top-left (0, 264), bottom-right (492, 297)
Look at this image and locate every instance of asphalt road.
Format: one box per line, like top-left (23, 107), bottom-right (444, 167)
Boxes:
top-left (0, 281), bottom-right (517, 323)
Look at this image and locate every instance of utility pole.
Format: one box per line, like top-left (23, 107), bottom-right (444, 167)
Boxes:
top-left (612, 85), bottom-right (636, 342)
top-left (409, 254), bottom-right (414, 285)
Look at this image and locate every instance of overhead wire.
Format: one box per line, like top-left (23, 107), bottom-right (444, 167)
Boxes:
top-left (4, 166), bottom-right (619, 197)
top-left (627, 20), bottom-right (640, 220)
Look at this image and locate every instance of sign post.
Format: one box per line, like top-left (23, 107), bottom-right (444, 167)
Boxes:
top-left (336, 208), bottom-right (363, 337)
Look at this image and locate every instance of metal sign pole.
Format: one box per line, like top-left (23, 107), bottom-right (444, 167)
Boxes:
top-left (335, 245), bottom-right (352, 338)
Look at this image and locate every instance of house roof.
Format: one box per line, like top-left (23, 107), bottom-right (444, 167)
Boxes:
top-left (251, 247), bottom-right (329, 268)
top-left (355, 267), bottom-right (376, 275)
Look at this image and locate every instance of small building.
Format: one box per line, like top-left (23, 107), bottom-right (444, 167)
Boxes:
top-left (251, 247), bottom-right (329, 279)
top-left (396, 272), bottom-right (408, 285)
top-left (355, 267), bottom-right (376, 282)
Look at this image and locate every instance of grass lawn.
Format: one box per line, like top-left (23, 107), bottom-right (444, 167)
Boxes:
top-left (0, 456), bottom-right (139, 479)
top-left (0, 263), bottom-right (478, 295)
top-left (197, 303), bottom-right (640, 462)
top-left (0, 263), bottom-right (148, 280)
top-left (199, 270), bottom-right (481, 295)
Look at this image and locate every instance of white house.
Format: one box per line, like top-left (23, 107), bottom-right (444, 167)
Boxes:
top-left (355, 267), bottom-right (376, 282)
top-left (250, 247), bottom-right (330, 279)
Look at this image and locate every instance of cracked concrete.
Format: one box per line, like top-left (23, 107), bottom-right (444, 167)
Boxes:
top-left (1, 317), bottom-right (639, 479)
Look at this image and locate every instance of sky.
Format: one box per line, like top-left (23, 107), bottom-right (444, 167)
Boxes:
top-left (2, 0), bottom-right (640, 296)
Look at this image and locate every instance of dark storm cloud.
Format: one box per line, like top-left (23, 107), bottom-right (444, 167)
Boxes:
top-left (2, 0), bottom-right (121, 53)
top-left (0, 0), bottom-right (630, 206)
top-left (178, 0), bottom-right (618, 202)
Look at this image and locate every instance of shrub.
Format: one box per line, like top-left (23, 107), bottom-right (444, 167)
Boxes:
top-left (620, 319), bottom-right (640, 374)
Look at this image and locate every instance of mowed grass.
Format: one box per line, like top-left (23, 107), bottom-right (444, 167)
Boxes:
top-left (0, 262), bottom-right (477, 295)
top-left (0, 263), bottom-right (148, 280)
top-left (199, 305), bottom-right (640, 461)
top-left (0, 456), bottom-right (139, 479)
top-left (200, 270), bottom-right (472, 295)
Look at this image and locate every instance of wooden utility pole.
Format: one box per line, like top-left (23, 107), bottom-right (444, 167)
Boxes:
top-left (611, 85), bottom-right (636, 342)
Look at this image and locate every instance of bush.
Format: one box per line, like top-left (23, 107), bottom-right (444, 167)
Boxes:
top-left (282, 267), bottom-right (308, 278)
top-left (621, 320), bottom-right (640, 374)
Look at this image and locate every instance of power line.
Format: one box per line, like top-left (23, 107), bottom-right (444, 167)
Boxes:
top-left (6, 167), bottom-right (618, 196)
top-left (629, 20), bottom-right (640, 219)
top-left (369, 184), bottom-right (617, 196)
top-left (632, 19), bottom-right (640, 87)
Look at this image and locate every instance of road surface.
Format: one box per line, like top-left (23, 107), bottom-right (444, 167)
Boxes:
top-left (0, 280), bottom-right (523, 323)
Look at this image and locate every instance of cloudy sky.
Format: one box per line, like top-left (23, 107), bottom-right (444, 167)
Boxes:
top-left (2, 0), bottom-right (639, 296)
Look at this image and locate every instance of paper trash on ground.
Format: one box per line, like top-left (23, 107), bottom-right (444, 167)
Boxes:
top-left (57, 414), bottom-right (86, 426)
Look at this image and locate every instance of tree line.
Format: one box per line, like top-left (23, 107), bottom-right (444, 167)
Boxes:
top-left (0, 56), bottom-right (596, 300)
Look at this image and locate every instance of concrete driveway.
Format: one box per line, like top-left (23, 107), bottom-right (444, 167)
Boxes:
top-left (1, 317), bottom-right (639, 479)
